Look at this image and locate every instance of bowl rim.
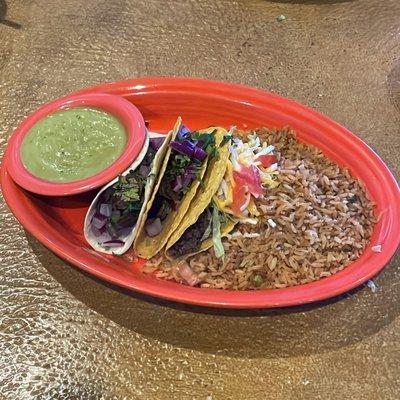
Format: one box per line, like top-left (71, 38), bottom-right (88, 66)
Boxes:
top-left (5, 93), bottom-right (146, 196)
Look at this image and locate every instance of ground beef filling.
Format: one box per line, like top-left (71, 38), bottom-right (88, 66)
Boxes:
top-left (169, 208), bottom-right (212, 257)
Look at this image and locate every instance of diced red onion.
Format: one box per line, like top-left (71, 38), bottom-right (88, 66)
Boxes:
top-left (172, 175), bottom-right (183, 192)
top-left (183, 166), bottom-right (196, 178)
top-left (177, 262), bottom-right (198, 286)
top-left (181, 174), bottom-right (193, 187)
top-left (140, 164), bottom-right (151, 177)
top-left (150, 137), bottom-right (165, 150)
top-left (145, 218), bottom-right (163, 237)
top-left (90, 226), bottom-right (101, 237)
top-left (99, 203), bottom-right (112, 218)
top-left (118, 227), bottom-right (133, 237)
top-left (92, 213), bottom-right (107, 229)
top-left (103, 239), bottom-right (125, 247)
top-left (170, 200), bottom-right (179, 210)
top-left (97, 231), bottom-right (112, 244)
top-left (176, 167), bottom-right (195, 187)
top-left (186, 172), bottom-right (196, 180)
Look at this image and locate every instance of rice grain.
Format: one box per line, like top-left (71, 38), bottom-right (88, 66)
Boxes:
top-left (144, 128), bottom-right (376, 290)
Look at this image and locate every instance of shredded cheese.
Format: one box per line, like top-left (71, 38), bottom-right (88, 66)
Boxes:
top-left (248, 198), bottom-right (260, 216)
top-left (215, 133), bottom-right (279, 218)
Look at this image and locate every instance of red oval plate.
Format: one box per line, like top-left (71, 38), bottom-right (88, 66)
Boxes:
top-left (1, 77), bottom-right (399, 308)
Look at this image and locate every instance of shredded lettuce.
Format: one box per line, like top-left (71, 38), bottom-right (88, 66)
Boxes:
top-left (212, 206), bottom-right (224, 258)
top-left (201, 211), bottom-right (212, 242)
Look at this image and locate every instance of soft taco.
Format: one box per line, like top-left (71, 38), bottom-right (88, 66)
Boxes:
top-left (83, 128), bottom-right (174, 255)
top-left (134, 119), bottom-right (222, 259)
top-left (165, 128), bottom-right (236, 261)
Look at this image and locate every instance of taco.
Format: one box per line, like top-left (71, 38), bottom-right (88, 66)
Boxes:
top-left (165, 127), bottom-right (236, 260)
top-left (134, 119), bottom-right (222, 259)
top-left (83, 128), bottom-right (174, 255)
top-left (166, 129), bottom-right (278, 261)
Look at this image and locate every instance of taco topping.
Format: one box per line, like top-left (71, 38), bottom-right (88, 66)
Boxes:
top-left (145, 217), bottom-right (163, 237)
top-left (169, 204), bottom-right (231, 259)
top-left (212, 205), bottom-right (225, 259)
top-left (214, 132), bottom-right (279, 220)
top-left (145, 126), bottom-right (217, 233)
top-left (89, 141), bottom-right (159, 247)
top-left (140, 126), bottom-right (376, 292)
top-left (168, 208), bottom-right (212, 257)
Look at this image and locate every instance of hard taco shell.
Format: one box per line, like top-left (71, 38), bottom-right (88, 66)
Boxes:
top-left (165, 127), bottom-right (236, 261)
top-left (134, 121), bottom-right (218, 259)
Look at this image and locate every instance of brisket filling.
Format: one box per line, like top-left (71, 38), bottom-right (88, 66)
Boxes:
top-left (169, 208), bottom-right (212, 257)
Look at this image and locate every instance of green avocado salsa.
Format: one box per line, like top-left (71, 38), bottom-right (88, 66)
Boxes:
top-left (20, 107), bottom-right (127, 182)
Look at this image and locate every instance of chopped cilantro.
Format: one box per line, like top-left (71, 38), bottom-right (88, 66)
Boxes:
top-left (165, 154), bottom-right (193, 181)
top-left (348, 195), bottom-right (358, 204)
top-left (122, 187), bottom-right (140, 202)
top-left (220, 134), bottom-right (232, 147)
top-left (107, 169), bottom-right (146, 228)
top-left (192, 130), bottom-right (217, 158)
top-left (128, 202), bottom-right (142, 212)
top-left (253, 275), bottom-right (264, 287)
top-left (197, 175), bottom-right (205, 190)
top-left (160, 153), bottom-right (201, 201)
top-left (157, 200), bottom-right (172, 220)
top-left (111, 212), bottom-right (120, 223)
